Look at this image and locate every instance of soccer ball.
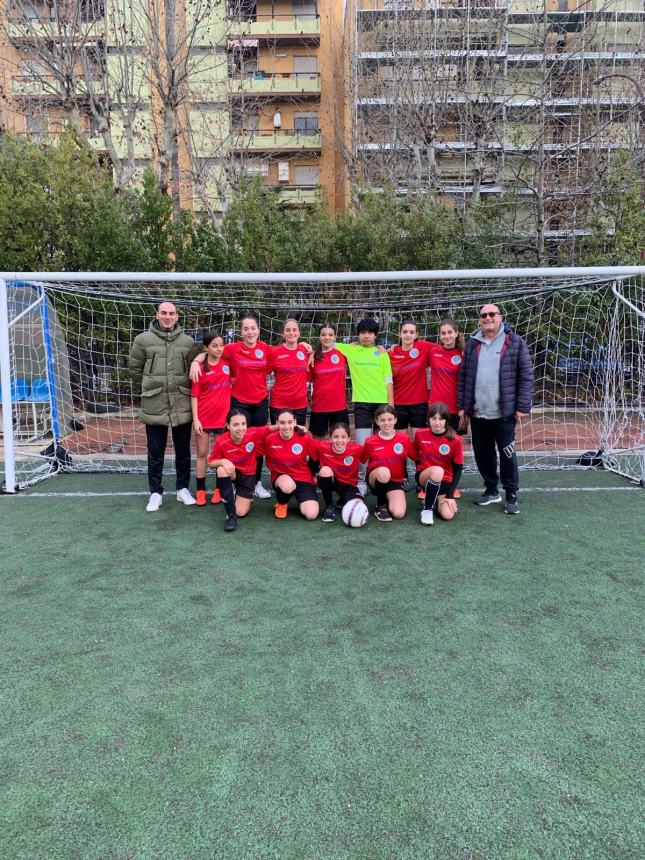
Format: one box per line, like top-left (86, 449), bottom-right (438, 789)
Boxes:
top-left (341, 499), bottom-right (369, 528)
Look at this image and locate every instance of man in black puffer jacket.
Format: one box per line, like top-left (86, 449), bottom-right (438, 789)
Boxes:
top-left (457, 303), bottom-right (534, 515)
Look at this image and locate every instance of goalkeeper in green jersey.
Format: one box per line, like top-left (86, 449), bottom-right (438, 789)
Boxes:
top-left (335, 318), bottom-right (394, 495)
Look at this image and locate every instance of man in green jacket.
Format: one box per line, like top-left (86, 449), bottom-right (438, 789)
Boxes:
top-left (129, 301), bottom-right (201, 512)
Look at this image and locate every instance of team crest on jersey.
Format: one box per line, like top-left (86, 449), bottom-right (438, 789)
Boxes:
top-left (393, 442), bottom-right (404, 454)
top-left (373, 349), bottom-right (380, 357)
top-left (343, 455), bottom-right (354, 466)
top-left (245, 441), bottom-right (255, 452)
top-left (330, 353), bottom-right (340, 364)
top-left (410, 348), bottom-right (419, 358)
top-left (222, 364), bottom-right (230, 374)
top-left (292, 443), bottom-right (303, 455)
top-left (296, 350), bottom-right (305, 360)
top-left (451, 355), bottom-right (462, 365)
top-left (439, 443), bottom-right (450, 455)
top-left (254, 348), bottom-right (264, 358)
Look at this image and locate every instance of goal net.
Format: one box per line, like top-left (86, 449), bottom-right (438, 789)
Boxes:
top-left (1, 268), bottom-right (643, 491)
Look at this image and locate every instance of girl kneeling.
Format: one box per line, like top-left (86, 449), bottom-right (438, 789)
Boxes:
top-left (360, 405), bottom-right (416, 522)
top-left (413, 401), bottom-right (464, 526)
top-left (263, 409), bottom-right (319, 521)
top-left (314, 422), bottom-right (362, 522)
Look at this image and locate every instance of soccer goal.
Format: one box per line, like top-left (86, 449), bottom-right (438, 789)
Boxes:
top-left (1, 267), bottom-right (643, 492)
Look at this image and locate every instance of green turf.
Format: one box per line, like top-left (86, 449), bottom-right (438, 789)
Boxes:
top-left (1, 471), bottom-right (644, 859)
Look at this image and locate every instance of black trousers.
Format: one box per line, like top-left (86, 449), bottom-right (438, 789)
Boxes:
top-left (146, 422), bottom-right (192, 494)
top-left (470, 416), bottom-right (519, 494)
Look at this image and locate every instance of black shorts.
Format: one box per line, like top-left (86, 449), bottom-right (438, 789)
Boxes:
top-left (368, 475), bottom-right (405, 495)
top-left (395, 402), bottom-right (428, 430)
top-left (448, 413), bottom-right (460, 432)
top-left (270, 406), bottom-right (308, 426)
top-left (234, 473), bottom-right (256, 500)
top-left (231, 397), bottom-right (268, 428)
top-left (309, 409), bottom-right (350, 437)
top-left (272, 479), bottom-right (318, 504)
top-left (202, 427), bottom-right (225, 436)
top-left (354, 402), bottom-right (386, 430)
top-left (333, 481), bottom-right (361, 505)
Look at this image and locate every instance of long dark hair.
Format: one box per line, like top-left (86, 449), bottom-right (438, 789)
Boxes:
top-left (438, 319), bottom-right (465, 351)
top-left (427, 401), bottom-right (456, 440)
top-left (314, 323), bottom-right (336, 362)
top-left (202, 330), bottom-right (223, 349)
top-left (226, 407), bottom-right (248, 426)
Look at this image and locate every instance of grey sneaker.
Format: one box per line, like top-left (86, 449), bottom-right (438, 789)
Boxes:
top-left (474, 491), bottom-right (502, 506)
top-left (374, 505), bottom-right (393, 522)
top-left (504, 495), bottom-right (520, 515)
top-left (322, 506), bottom-right (336, 523)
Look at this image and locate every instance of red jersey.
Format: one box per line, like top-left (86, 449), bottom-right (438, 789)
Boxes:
top-left (389, 341), bottom-right (431, 405)
top-left (208, 426), bottom-right (269, 476)
top-left (270, 344), bottom-right (310, 409)
top-left (313, 440), bottom-right (362, 486)
top-left (359, 431), bottom-right (416, 482)
top-left (414, 429), bottom-right (464, 483)
top-left (191, 359), bottom-right (231, 429)
top-left (222, 340), bottom-right (274, 405)
top-left (428, 345), bottom-right (463, 413)
top-left (311, 348), bottom-right (348, 412)
top-left (263, 430), bottom-right (317, 484)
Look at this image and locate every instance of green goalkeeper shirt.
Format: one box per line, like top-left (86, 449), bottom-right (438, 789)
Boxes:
top-left (335, 342), bottom-right (393, 404)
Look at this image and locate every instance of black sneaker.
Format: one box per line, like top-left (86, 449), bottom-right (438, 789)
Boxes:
top-left (474, 491), bottom-right (502, 506)
top-left (224, 515), bottom-right (238, 532)
top-left (322, 506), bottom-right (336, 523)
top-left (504, 495), bottom-right (520, 515)
top-left (374, 505), bottom-right (393, 522)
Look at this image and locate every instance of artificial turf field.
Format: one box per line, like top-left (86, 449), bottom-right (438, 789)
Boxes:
top-left (1, 469), bottom-right (643, 860)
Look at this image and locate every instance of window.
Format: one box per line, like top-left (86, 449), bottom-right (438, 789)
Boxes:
top-left (26, 114), bottom-right (47, 139)
top-left (294, 112), bottom-right (318, 135)
top-left (292, 0), bottom-right (317, 17)
top-left (243, 160), bottom-right (269, 177)
top-left (294, 165), bottom-right (319, 186)
top-left (293, 56), bottom-right (317, 75)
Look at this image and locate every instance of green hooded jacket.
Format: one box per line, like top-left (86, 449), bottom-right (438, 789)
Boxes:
top-left (128, 321), bottom-right (200, 427)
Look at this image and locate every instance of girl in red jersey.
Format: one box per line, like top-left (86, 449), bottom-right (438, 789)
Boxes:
top-left (191, 313), bottom-right (274, 499)
top-left (389, 319), bottom-right (431, 438)
top-left (427, 319), bottom-right (466, 432)
top-left (263, 409), bottom-right (319, 521)
top-left (309, 324), bottom-right (349, 439)
top-left (269, 318), bottom-right (311, 425)
top-left (207, 408), bottom-right (271, 531)
top-left (414, 401), bottom-right (464, 526)
top-left (360, 405), bottom-right (416, 522)
top-left (191, 332), bottom-right (231, 506)
top-left (314, 422), bottom-right (362, 523)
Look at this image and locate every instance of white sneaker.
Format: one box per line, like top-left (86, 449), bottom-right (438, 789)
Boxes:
top-left (176, 488), bottom-right (196, 505)
top-left (357, 480), bottom-right (368, 497)
top-left (420, 509), bottom-right (434, 526)
top-left (254, 482), bottom-right (272, 499)
top-left (146, 492), bottom-right (163, 512)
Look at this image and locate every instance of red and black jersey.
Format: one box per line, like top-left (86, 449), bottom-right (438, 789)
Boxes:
top-left (270, 344), bottom-right (310, 410)
top-left (208, 426), bottom-right (269, 476)
top-left (428, 345), bottom-right (463, 413)
top-left (313, 440), bottom-right (362, 486)
top-left (222, 340), bottom-right (274, 404)
top-left (389, 341), bottom-right (431, 405)
top-left (359, 431), bottom-right (416, 482)
top-left (191, 359), bottom-right (231, 428)
top-left (414, 429), bottom-right (464, 483)
top-left (263, 430), bottom-right (317, 485)
top-left (311, 348), bottom-right (348, 412)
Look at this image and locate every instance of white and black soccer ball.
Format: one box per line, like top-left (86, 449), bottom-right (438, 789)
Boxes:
top-left (341, 499), bottom-right (369, 528)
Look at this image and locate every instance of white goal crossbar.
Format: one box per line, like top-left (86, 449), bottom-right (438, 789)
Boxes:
top-left (1, 266), bottom-right (644, 493)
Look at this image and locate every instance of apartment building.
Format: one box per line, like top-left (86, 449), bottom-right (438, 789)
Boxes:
top-left (0, 0), bottom-right (347, 214)
top-left (348, 0), bottom-right (644, 253)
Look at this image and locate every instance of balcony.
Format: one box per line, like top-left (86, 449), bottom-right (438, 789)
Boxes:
top-left (228, 14), bottom-right (320, 40)
top-left (232, 128), bottom-right (321, 151)
top-left (229, 71), bottom-right (321, 97)
top-left (12, 74), bottom-right (103, 98)
top-left (263, 184), bottom-right (322, 205)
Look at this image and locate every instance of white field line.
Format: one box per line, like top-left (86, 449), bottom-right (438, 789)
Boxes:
top-left (7, 486), bottom-right (642, 498)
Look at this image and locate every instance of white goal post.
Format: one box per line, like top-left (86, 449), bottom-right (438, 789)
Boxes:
top-left (1, 266), bottom-right (644, 492)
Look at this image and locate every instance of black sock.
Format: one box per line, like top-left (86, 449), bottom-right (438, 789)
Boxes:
top-left (424, 478), bottom-right (441, 511)
top-left (374, 479), bottom-right (388, 507)
top-left (196, 477), bottom-right (206, 491)
top-left (275, 486), bottom-right (291, 505)
top-left (255, 456), bottom-right (264, 483)
top-left (218, 476), bottom-right (236, 517)
top-left (318, 475), bottom-right (334, 507)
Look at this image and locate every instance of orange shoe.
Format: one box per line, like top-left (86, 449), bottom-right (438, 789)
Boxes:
top-left (417, 490), bottom-right (426, 499)
top-left (196, 489), bottom-right (207, 506)
top-left (454, 489), bottom-right (462, 499)
top-left (211, 488), bottom-right (222, 505)
top-left (274, 502), bottom-right (288, 519)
